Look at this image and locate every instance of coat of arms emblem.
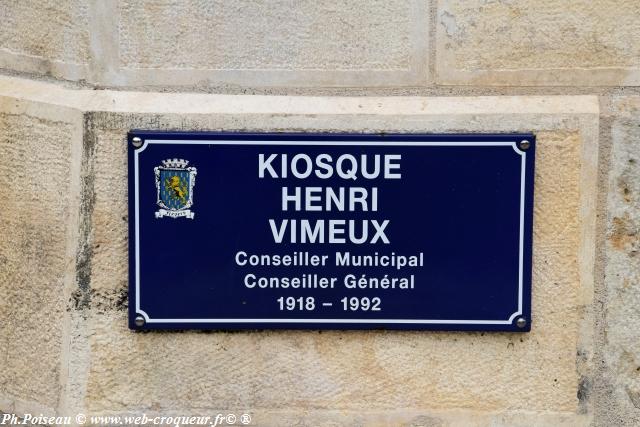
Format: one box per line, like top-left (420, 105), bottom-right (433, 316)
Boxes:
top-left (154, 158), bottom-right (197, 219)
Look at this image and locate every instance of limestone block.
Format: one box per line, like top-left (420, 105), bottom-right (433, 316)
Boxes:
top-left (597, 97), bottom-right (640, 426)
top-left (115, 0), bottom-right (428, 87)
top-left (0, 100), bottom-right (81, 414)
top-left (0, 1), bottom-right (90, 79)
top-left (436, 0), bottom-right (640, 86)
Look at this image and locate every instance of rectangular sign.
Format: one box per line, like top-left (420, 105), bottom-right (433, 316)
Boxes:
top-left (128, 132), bottom-right (534, 331)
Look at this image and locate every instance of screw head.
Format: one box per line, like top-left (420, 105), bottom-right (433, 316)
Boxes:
top-left (132, 137), bottom-right (143, 148)
top-left (516, 317), bottom-right (527, 328)
top-left (519, 140), bottom-right (531, 150)
top-left (134, 315), bottom-right (145, 327)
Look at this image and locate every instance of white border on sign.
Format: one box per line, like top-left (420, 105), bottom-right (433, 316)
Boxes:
top-left (134, 140), bottom-right (527, 325)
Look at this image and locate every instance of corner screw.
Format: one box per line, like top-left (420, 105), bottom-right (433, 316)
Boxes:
top-left (135, 315), bottom-right (145, 327)
top-left (516, 317), bottom-right (527, 328)
top-left (132, 137), bottom-right (143, 148)
top-left (519, 140), bottom-right (531, 150)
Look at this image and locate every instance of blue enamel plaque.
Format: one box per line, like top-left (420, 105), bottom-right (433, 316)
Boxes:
top-left (128, 132), bottom-right (535, 331)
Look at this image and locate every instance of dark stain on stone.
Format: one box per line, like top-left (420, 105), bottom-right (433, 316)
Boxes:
top-left (114, 287), bottom-right (128, 310)
top-left (577, 376), bottom-right (591, 413)
top-left (577, 348), bottom-right (588, 362)
top-left (92, 287), bottom-right (128, 313)
top-left (74, 113), bottom-right (98, 311)
top-left (610, 214), bottom-right (639, 251)
top-left (622, 185), bottom-right (632, 202)
top-left (69, 287), bottom-right (128, 312)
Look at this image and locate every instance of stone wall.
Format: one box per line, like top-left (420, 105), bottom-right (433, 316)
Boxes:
top-left (0, 1), bottom-right (638, 426)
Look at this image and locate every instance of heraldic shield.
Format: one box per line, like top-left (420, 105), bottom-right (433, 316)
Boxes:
top-left (154, 159), bottom-right (197, 219)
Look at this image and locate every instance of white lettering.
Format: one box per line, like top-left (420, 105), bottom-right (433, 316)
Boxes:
top-left (259, 153), bottom-right (278, 178)
top-left (258, 154), bottom-right (402, 180)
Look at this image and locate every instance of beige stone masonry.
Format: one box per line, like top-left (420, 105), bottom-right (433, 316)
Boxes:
top-left (436, 0), bottom-right (640, 86)
top-left (4, 1), bottom-right (640, 88)
top-left (595, 96), bottom-right (640, 425)
top-left (0, 0), bottom-right (91, 81)
top-left (0, 92), bottom-right (83, 416)
top-left (0, 1), bottom-right (429, 88)
top-left (0, 75), bottom-right (599, 426)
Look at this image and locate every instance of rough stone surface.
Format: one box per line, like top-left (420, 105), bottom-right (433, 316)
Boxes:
top-left (0, 1), bottom-right (90, 64)
top-left (119, 0), bottom-right (411, 71)
top-left (596, 97), bottom-right (640, 426)
top-left (114, 0), bottom-right (427, 87)
top-left (0, 110), bottom-right (74, 412)
top-left (3, 0), bottom-right (640, 88)
top-left (436, 0), bottom-right (640, 86)
top-left (0, 0), bottom-right (428, 87)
